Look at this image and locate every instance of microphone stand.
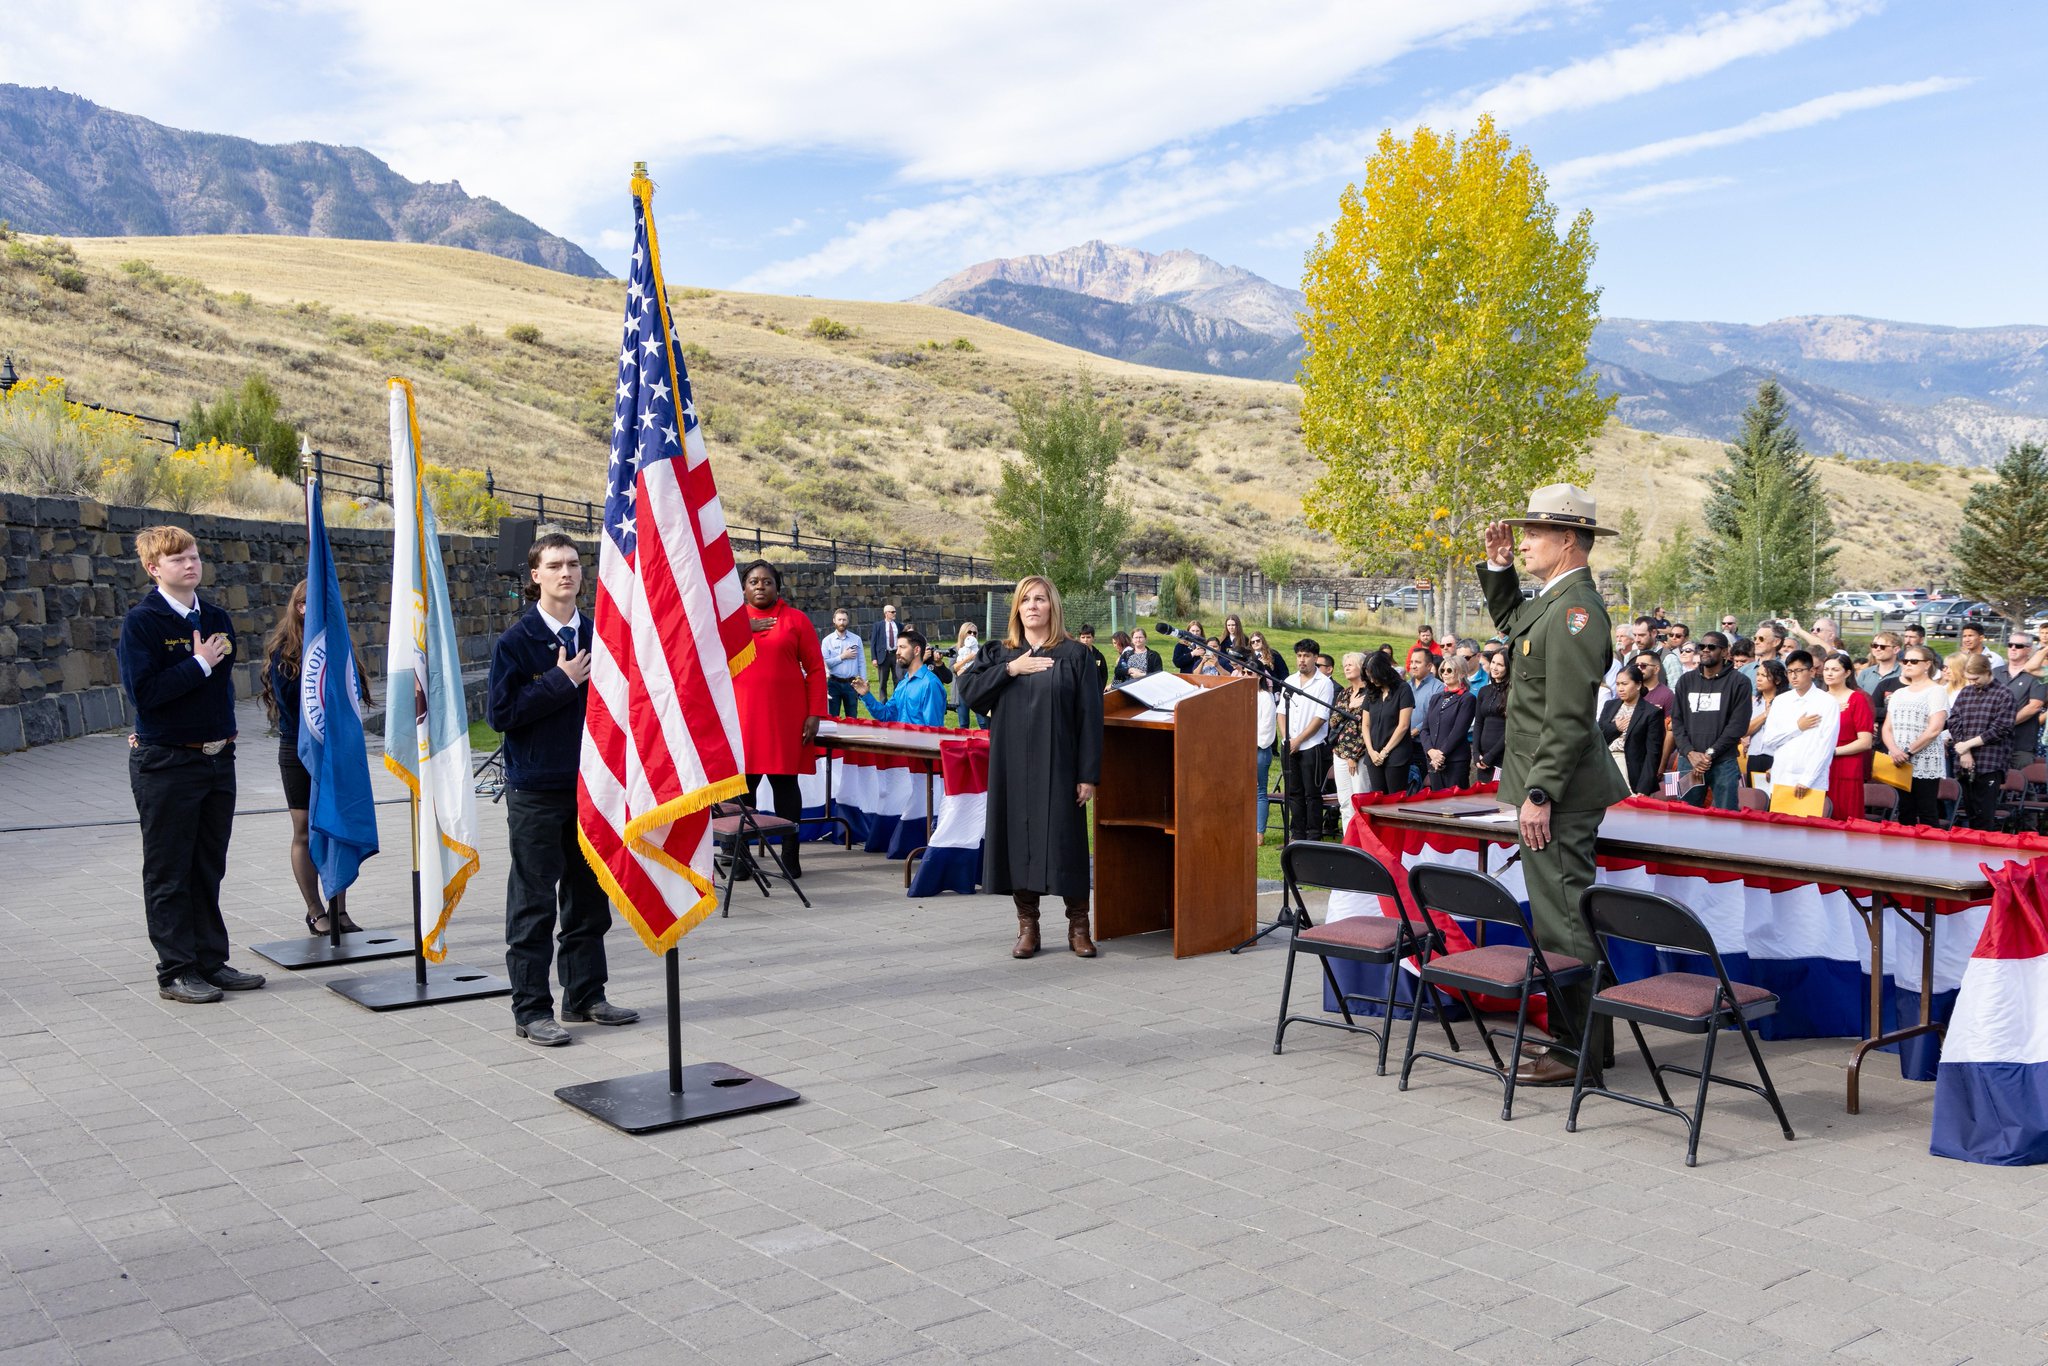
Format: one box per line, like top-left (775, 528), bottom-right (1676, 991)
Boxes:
top-left (1148, 626), bottom-right (1343, 952)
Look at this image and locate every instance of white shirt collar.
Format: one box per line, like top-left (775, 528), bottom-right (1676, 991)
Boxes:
top-left (157, 585), bottom-right (199, 617)
top-left (536, 603), bottom-right (581, 636)
top-left (1539, 564), bottom-right (1585, 595)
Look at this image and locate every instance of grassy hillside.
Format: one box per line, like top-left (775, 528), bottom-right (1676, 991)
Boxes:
top-left (1, 230), bottom-right (1983, 584)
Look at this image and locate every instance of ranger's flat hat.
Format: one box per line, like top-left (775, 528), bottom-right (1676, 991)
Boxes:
top-left (1501, 483), bottom-right (1616, 537)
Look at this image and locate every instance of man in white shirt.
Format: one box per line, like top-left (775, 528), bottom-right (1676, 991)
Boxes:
top-left (1281, 637), bottom-right (1336, 842)
top-left (1752, 649), bottom-right (1838, 814)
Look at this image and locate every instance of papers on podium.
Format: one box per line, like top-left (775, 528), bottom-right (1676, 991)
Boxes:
top-left (1113, 673), bottom-right (1203, 712)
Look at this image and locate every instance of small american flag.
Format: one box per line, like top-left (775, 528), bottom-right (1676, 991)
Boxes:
top-left (578, 168), bottom-right (753, 953)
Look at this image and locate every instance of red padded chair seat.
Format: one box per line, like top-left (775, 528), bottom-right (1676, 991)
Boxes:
top-left (1427, 943), bottom-right (1581, 987)
top-left (1598, 972), bottom-right (1773, 1020)
top-left (1298, 916), bottom-right (1405, 952)
top-left (712, 813), bottom-right (796, 838)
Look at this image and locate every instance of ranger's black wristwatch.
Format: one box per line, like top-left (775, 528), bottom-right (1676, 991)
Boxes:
top-left (1526, 786), bottom-right (1550, 807)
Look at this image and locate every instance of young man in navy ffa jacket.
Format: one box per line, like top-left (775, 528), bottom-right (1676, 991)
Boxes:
top-left (486, 533), bottom-right (637, 1046)
top-left (117, 526), bottom-right (265, 1004)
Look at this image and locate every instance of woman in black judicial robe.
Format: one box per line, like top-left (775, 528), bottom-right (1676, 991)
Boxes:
top-left (959, 575), bottom-right (1105, 960)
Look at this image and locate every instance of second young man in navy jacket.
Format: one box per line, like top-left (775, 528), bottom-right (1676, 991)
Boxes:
top-left (487, 532), bottom-right (637, 1046)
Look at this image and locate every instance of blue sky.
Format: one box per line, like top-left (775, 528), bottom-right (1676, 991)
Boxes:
top-left (8, 1), bottom-right (2044, 325)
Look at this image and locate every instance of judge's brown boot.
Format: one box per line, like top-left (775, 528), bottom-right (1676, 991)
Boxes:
top-left (1012, 902), bottom-right (1041, 959)
top-left (1066, 907), bottom-right (1098, 958)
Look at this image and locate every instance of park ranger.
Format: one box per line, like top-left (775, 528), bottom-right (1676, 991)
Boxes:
top-left (1480, 486), bottom-right (1629, 1087)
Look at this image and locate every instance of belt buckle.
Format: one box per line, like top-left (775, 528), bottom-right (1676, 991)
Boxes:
top-left (200, 740), bottom-right (228, 756)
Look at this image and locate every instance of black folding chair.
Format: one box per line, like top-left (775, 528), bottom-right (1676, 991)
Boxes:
top-left (1399, 864), bottom-right (1590, 1120)
top-left (1567, 886), bottom-right (1794, 1167)
top-left (1273, 842), bottom-right (1458, 1074)
top-left (711, 801), bottom-right (811, 916)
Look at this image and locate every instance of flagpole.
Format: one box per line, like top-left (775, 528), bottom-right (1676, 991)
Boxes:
top-left (412, 789), bottom-right (426, 987)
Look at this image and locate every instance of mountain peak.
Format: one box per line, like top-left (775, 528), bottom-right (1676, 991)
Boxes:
top-left (913, 240), bottom-right (1303, 339)
top-left (0, 84), bottom-right (607, 278)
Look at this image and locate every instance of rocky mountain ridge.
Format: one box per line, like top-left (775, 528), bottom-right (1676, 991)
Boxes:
top-left (919, 241), bottom-right (2048, 465)
top-left (0, 84), bottom-right (606, 278)
top-left (913, 240), bottom-right (1306, 339)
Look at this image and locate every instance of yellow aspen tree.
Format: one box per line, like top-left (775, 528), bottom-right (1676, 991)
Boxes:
top-left (1299, 116), bottom-right (1611, 634)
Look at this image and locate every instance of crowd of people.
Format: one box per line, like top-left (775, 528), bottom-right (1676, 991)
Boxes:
top-left (1231, 607), bottom-right (2047, 837)
top-left (759, 590), bottom-right (2048, 848)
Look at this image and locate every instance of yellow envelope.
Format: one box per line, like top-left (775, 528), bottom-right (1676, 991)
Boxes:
top-left (1769, 786), bottom-right (1829, 818)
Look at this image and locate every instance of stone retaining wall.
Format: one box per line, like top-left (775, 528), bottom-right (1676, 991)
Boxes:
top-left (0, 493), bottom-right (1004, 752)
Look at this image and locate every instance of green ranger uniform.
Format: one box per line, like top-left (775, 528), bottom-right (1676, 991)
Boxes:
top-left (1479, 559), bottom-right (1627, 1065)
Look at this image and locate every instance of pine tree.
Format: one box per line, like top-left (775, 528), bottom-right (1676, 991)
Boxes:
top-left (1953, 441), bottom-right (2048, 619)
top-left (1702, 379), bottom-right (1838, 616)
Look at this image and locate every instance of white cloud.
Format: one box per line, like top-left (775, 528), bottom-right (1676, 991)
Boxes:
top-left (768, 218), bottom-right (809, 239)
top-left (1551, 77), bottom-right (1971, 188)
top-left (1588, 175), bottom-right (1736, 210)
top-left (1415, 0), bottom-right (1879, 131)
top-left (740, 0), bottom-right (1893, 293)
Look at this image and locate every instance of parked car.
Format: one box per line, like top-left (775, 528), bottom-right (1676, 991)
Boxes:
top-left (2025, 608), bottom-right (2048, 634)
top-left (1922, 599), bottom-right (2010, 637)
top-left (1812, 591), bottom-right (1908, 624)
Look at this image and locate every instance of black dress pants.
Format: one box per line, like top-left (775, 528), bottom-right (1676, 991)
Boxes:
top-left (129, 743), bottom-right (236, 987)
top-left (1898, 776), bottom-right (1946, 827)
top-left (1959, 771), bottom-right (2004, 830)
top-left (1282, 744), bottom-right (1332, 842)
top-left (743, 772), bottom-right (804, 874)
top-left (504, 789), bottom-right (611, 1025)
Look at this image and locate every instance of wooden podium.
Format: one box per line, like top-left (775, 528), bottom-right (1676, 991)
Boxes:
top-left (1094, 674), bottom-right (1257, 957)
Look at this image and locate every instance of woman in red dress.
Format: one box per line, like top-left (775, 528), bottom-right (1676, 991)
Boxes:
top-left (732, 560), bottom-right (827, 876)
top-left (1822, 652), bottom-right (1874, 820)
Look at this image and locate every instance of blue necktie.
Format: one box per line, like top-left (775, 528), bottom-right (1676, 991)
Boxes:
top-left (186, 609), bottom-right (202, 635)
top-left (557, 626), bottom-right (577, 656)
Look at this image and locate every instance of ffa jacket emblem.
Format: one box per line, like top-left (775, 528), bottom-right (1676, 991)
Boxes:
top-left (1566, 607), bottom-right (1589, 635)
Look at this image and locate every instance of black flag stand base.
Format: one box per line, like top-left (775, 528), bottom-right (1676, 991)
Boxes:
top-left (252, 898), bottom-right (412, 969)
top-left (555, 947), bottom-right (799, 1135)
top-left (328, 962), bottom-right (511, 1011)
top-left (327, 871), bottom-right (510, 1011)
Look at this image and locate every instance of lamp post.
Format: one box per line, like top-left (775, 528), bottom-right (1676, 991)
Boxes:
top-left (0, 355), bottom-right (18, 393)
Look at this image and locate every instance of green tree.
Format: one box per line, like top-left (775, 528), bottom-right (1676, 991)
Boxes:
top-left (1256, 547), bottom-right (1297, 588)
top-left (1612, 507), bottom-right (1645, 610)
top-left (1299, 114), bottom-right (1611, 638)
top-left (1639, 524), bottom-right (1698, 616)
top-left (1953, 440), bottom-right (2048, 619)
top-left (183, 374), bottom-right (301, 479)
top-left (1702, 379), bottom-right (1838, 616)
top-left (1161, 560), bottom-right (1201, 618)
top-left (984, 377), bottom-right (1132, 599)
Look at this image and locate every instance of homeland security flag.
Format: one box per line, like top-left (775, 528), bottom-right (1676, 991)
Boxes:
top-left (384, 378), bottom-right (480, 962)
top-left (297, 480), bottom-right (379, 899)
top-left (577, 166), bottom-right (751, 953)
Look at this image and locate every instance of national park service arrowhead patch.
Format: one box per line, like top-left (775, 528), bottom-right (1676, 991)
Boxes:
top-left (1566, 607), bottom-right (1589, 635)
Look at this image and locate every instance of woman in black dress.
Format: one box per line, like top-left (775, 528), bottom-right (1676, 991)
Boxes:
top-left (959, 576), bottom-right (1106, 959)
top-left (1359, 651), bottom-right (1416, 797)
top-left (1471, 647), bottom-right (1510, 784)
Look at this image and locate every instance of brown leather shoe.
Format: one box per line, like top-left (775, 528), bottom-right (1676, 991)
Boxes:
top-left (1067, 913), bottom-right (1097, 958)
top-left (1012, 912), bottom-right (1041, 959)
top-left (1512, 1055), bottom-right (1581, 1087)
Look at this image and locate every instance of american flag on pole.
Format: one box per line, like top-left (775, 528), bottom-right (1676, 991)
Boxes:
top-left (578, 167), bottom-right (753, 953)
